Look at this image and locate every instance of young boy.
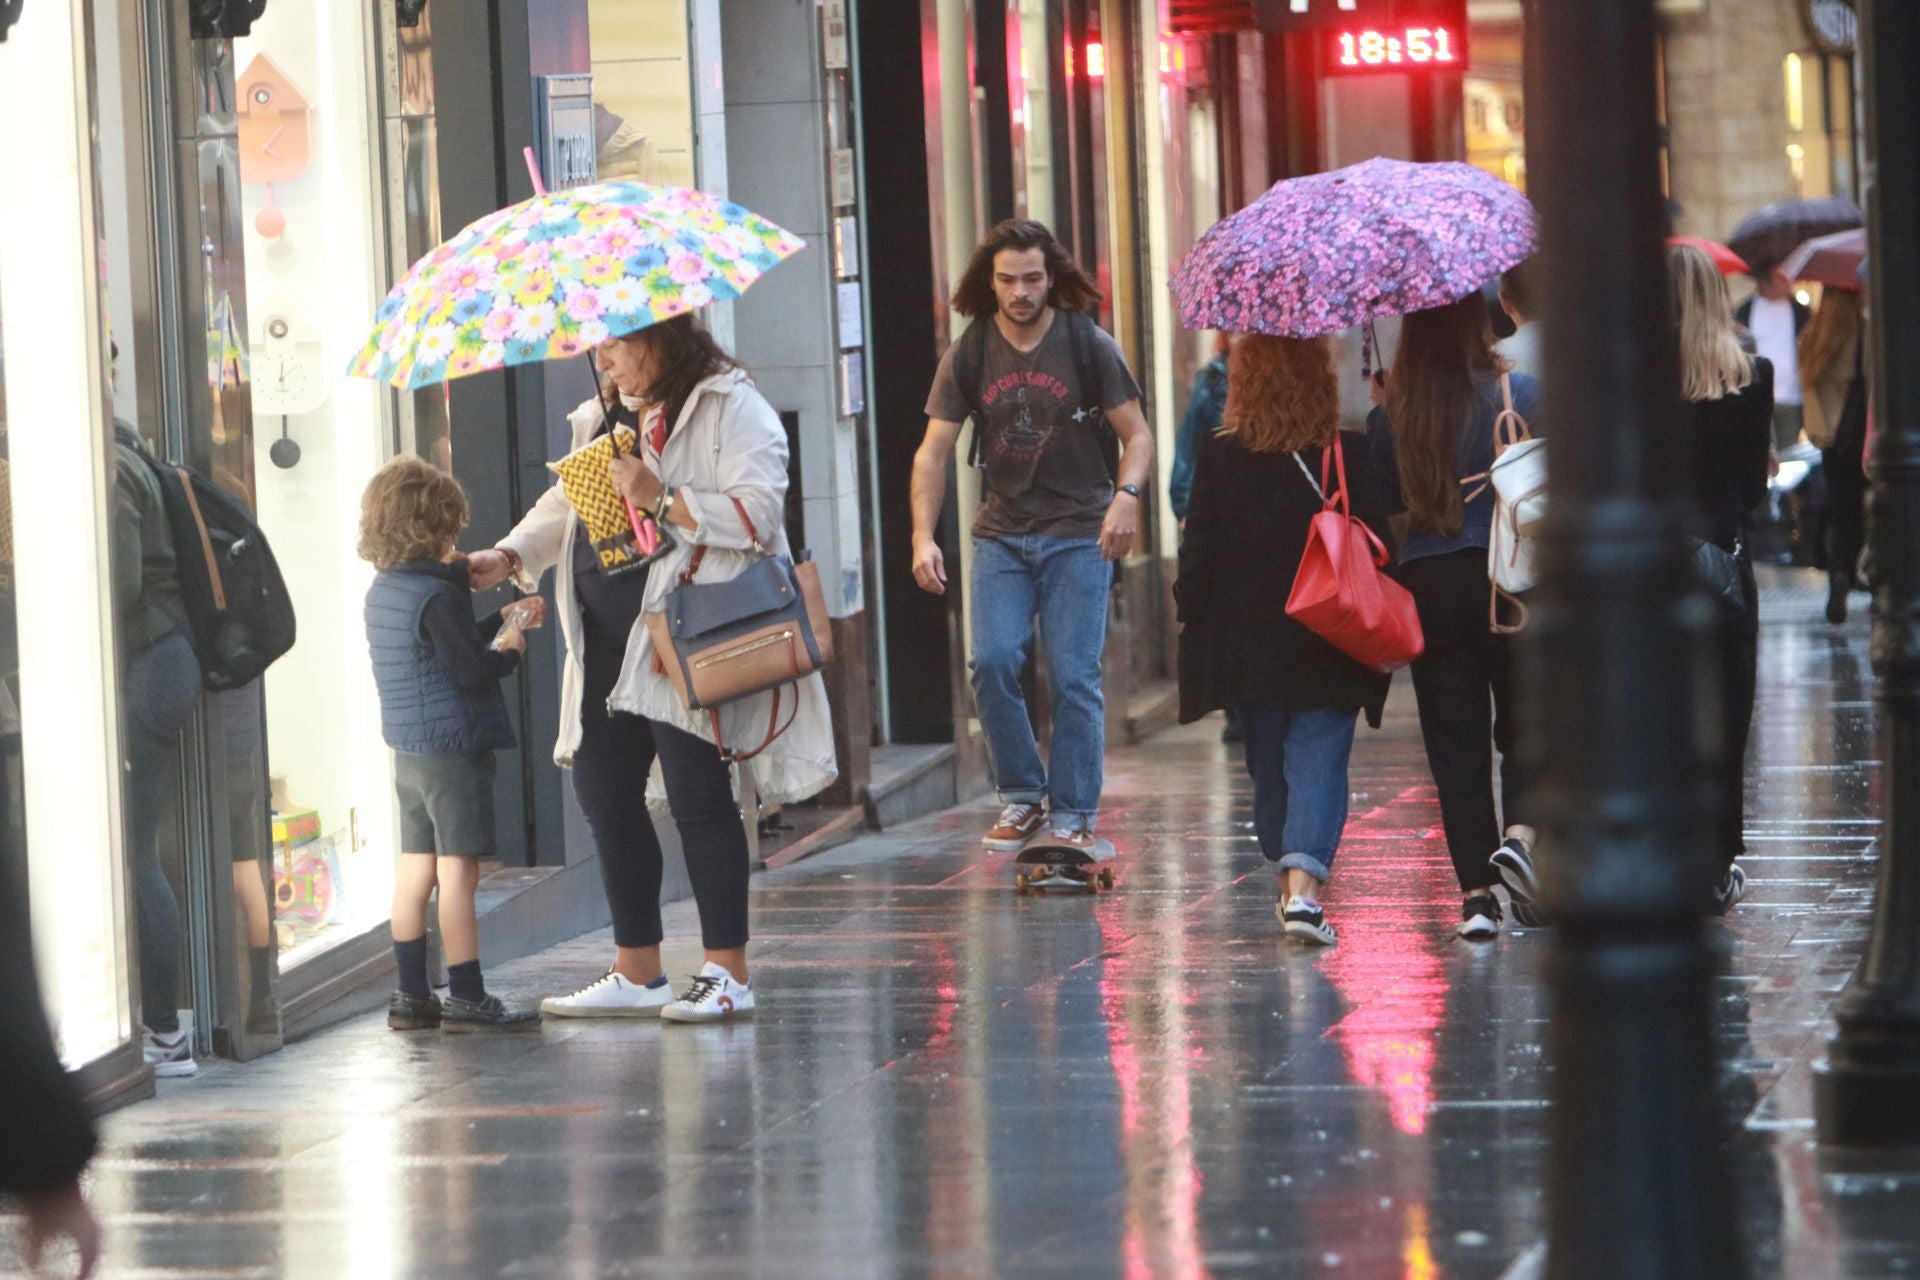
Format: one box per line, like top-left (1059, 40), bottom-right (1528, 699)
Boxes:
top-left (359, 457), bottom-right (543, 1032)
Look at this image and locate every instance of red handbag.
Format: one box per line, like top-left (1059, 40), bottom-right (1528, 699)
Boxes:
top-left (1284, 441), bottom-right (1425, 673)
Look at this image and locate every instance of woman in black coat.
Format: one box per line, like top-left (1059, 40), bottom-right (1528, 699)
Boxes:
top-left (1672, 243), bottom-right (1776, 914)
top-left (1177, 334), bottom-right (1393, 947)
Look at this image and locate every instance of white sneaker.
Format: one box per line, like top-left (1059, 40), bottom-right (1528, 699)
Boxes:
top-left (143, 1028), bottom-right (197, 1078)
top-left (659, 961), bottom-right (755, 1024)
top-left (539, 970), bottom-right (675, 1018)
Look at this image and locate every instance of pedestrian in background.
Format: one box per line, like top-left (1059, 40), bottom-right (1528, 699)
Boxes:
top-left (1169, 332), bottom-right (1243, 745)
top-left (114, 420), bottom-right (204, 1078)
top-left (1672, 243), bottom-right (1774, 913)
top-left (1798, 285), bottom-right (1867, 622)
top-left (1176, 334), bottom-right (1392, 946)
top-left (360, 457), bottom-right (543, 1034)
top-left (470, 315), bottom-right (835, 1024)
top-left (1493, 259), bottom-right (1542, 379)
top-left (1735, 264), bottom-right (1809, 449)
top-left (910, 219), bottom-right (1154, 855)
top-left (1366, 293), bottom-right (1543, 940)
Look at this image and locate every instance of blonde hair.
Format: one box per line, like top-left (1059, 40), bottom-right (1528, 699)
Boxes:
top-left (1668, 244), bottom-right (1753, 402)
top-left (1220, 334), bottom-right (1339, 454)
top-left (357, 456), bottom-right (468, 570)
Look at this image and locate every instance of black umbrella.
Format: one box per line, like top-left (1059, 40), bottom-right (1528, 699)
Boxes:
top-left (1728, 196), bottom-right (1863, 276)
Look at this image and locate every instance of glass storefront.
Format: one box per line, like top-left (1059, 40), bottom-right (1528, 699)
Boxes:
top-left (588, 0), bottom-right (697, 188)
top-left (1465, 19), bottom-right (1525, 190)
top-left (232, 5), bottom-right (400, 972)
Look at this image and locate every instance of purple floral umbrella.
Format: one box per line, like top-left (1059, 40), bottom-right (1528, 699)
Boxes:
top-left (1171, 157), bottom-right (1537, 340)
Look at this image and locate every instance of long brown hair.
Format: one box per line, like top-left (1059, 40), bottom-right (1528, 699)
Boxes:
top-left (1668, 244), bottom-right (1753, 402)
top-left (609, 313), bottom-right (742, 429)
top-left (1798, 287), bottom-right (1863, 389)
top-left (1220, 335), bottom-right (1338, 454)
top-left (949, 219), bottom-right (1103, 319)
top-left (1388, 294), bottom-right (1502, 537)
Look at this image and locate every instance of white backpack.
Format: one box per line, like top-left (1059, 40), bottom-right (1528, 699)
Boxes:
top-left (1467, 375), bottom-right (1543, 633)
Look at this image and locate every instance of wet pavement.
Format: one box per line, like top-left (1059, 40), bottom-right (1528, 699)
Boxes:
top-left (12, 568), bottom-right (1920, 1279)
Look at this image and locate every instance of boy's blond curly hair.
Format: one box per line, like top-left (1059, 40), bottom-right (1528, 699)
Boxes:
top-left (357, 456), bottom-right (469, 570)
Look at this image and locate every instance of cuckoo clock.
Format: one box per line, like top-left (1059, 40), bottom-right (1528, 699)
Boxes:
top-left (237, 53), bottom-right (314, 239)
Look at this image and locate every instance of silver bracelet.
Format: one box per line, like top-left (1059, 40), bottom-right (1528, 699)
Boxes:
top-left (655, 486), bottom-right (676, 527)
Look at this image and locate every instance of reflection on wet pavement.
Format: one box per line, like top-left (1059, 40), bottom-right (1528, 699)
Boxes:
top-left (11, 570), bottom-right (1919, 1279)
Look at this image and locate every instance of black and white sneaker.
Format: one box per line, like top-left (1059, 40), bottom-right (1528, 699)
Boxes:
top-left (1279, 895), bottom-right (1337, 946)
top-left (1458, 893), bottom-right (1503, 940)
top-left (1490, 837), bottom-right (1545, 927)
top-left (1712, 864), bottom-right (1747, 916)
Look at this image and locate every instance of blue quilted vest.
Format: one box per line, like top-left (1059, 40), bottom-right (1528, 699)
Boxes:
top-left (365, 561), bottom-right (515, 754)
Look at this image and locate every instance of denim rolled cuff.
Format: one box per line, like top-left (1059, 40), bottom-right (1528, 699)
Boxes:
top-left (1047, 809), bottom-right (1096, 834)
top-left (1277, 851), bottom-right (1333, 882)
top-left (998, 786), bottom-right (1047, 807)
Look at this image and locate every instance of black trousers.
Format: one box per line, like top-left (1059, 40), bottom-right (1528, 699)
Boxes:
top-left (1717, 558), bottom-right (1760, 871)
top-left (572, 643), bottom-right (750, 951)
top-left (1824, 443), bottom-right (1866, 590)
top-left (1400, 550), bottom-right (1525, 893)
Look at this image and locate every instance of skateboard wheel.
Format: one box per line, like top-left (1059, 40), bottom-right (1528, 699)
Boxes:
top-left (1014, 872), bottom-right (1030, 895)
top-left (1099, 869), bottom-right (1115, 889)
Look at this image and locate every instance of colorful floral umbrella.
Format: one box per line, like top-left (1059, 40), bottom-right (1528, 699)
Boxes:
top-left (1171, 157), bottom-right (1537, 339)
top-left (348, 181), bottom-right (804, 390)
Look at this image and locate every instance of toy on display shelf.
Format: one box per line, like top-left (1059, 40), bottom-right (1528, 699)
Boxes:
top-left (273, 832), bottom-right (341, 926)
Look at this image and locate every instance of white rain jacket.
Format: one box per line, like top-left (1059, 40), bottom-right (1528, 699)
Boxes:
top-left (499, 368), bottom-right (837, 804)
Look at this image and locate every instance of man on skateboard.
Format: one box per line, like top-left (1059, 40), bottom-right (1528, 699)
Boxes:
top-left (910, 219), bottom-right (1153, 855)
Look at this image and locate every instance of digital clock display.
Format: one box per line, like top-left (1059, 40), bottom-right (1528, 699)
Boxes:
top-left (1326, 24), bottom-right (1465, 74)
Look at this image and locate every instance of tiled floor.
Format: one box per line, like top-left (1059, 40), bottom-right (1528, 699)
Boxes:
top-left (13, 569), bottom-right (1920, 1279)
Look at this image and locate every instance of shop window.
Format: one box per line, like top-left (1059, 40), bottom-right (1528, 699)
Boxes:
top-left (588, 0), bottom-right (697, 188)
top-left (1783, 50), bottom-right (1857, 201)
top-left (1465, 19), bottom-right (1524, 190)
top-left (233, 9), bottom-right (398, 972)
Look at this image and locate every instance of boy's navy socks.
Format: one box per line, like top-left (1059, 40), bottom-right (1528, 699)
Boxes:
top-left (394, 936), bottom-right (430, 998)
top-left (447, 959), bottom-right (486, 1004)
top-left (646, 974), bottom-right (669, 990)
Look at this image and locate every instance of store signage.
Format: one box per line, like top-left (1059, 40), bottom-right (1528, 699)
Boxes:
top-left (534, 74), bottom-right (597, 192)
top-left (1324, 21), bottom-right (1465, 74)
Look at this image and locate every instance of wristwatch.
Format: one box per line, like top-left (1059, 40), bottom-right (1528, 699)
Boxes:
top-left (1117, 484), bottom-right (1142, 501)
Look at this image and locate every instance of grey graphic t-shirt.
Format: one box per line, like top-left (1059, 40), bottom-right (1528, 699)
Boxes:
top-left (926, 313), bottom-right (1142, 539)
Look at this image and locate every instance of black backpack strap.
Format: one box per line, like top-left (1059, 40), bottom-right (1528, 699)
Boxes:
top-left (1065, 310), bottom-right (1121, 482)
top-left (952, 317), bottom-right (993, 472)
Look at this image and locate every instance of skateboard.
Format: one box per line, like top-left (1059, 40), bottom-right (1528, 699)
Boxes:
top-left (1013, 837), bottom-right (1117, 895)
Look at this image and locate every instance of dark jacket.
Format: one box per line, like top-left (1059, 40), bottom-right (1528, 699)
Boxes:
top-left (113, 423), bottom-right (186, 654)
top-left (1734, 296), bottom-right (1811, 335)
top-left (1681, 356), bottom-right (1774, 552)
top-left (1366, 372), bottom-right (1544, 565)
top-left (0, 863), bottom-right (97, 1196)
top-left (365, 560), bottom-right (517, 754)
top-left (1169, 354), bottom-right (1228, 521)
top-left (1176, 430), bottom-right (1394, 728)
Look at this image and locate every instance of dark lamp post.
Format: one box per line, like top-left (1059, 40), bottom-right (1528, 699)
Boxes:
top-left (1815, 0), bottom-right (1920, 1150)
top-left (1525, 0), bottom-right (1741, 1274)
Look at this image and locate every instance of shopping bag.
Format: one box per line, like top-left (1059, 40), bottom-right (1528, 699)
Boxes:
top-left (1284, 442), bottom-right (1424, 673)
top-left (548, 425), bottom-right (652, 576)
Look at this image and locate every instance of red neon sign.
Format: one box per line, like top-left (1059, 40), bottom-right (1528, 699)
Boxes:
top-left (1327, 24), bottom-right (1464, 74)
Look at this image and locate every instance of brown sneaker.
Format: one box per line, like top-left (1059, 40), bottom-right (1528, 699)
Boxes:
top-left (1043, 828), bottom-right (1097, 856)
top-left (983, 802), bottom-right (1047, 851)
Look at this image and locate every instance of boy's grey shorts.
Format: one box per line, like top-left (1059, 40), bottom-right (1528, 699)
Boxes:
top-left (394, 751), bottom-right (497, 858)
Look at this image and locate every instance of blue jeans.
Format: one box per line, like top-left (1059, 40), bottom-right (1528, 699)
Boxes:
top-left (1236, 698), bottom-right (1359, 884)
top-left (969, 535), bottom-right (1111, 831)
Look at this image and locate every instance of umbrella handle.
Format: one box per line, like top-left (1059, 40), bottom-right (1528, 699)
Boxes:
top-left (523, 146), bottom-right (548, 198)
